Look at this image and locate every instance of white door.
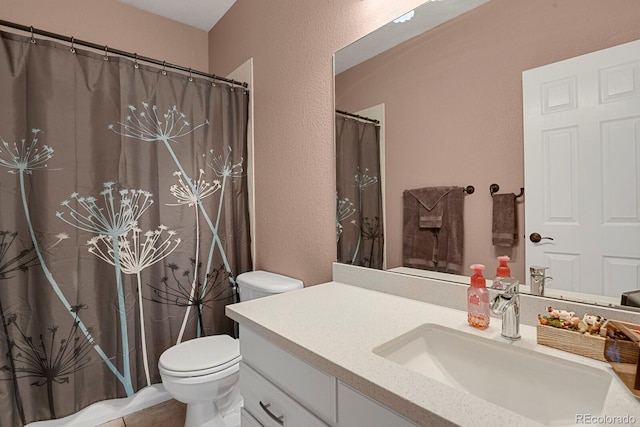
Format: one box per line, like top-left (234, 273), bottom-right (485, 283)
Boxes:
top-left (523, 39), bottom-right (640, 300)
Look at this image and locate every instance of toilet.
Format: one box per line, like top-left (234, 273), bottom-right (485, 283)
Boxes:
top-left (158, 270), bottom-right (303, 427)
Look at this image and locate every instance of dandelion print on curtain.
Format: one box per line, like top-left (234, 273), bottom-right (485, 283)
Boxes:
top-left (336, 115), bottom-right (383, 269)
top-left (0, 30), bottom-right (251, 425)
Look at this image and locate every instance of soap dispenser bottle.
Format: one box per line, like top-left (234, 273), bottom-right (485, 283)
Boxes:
top-left (468, 264), bottom-right (490, 329)
top-left (493, 256), bottom-right (512, 290)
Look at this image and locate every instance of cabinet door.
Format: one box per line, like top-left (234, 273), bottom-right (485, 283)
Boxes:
top-left (337, 381), bottom-right (418, 427)
top-left (240, 362), bottom-right (329, 427)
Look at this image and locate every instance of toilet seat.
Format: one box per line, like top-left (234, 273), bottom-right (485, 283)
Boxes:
top-left (159, 335), bottom-right (241, 378)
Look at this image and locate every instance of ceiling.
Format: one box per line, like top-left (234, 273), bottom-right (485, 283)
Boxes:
top-left (118, 0), bottom-right (236, 31)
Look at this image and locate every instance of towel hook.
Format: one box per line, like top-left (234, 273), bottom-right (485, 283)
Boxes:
top-left (515, 187), bottom-right (525, 199)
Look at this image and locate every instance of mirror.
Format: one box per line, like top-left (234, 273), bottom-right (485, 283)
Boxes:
top-left (334, 0), bottom-right (640, 309)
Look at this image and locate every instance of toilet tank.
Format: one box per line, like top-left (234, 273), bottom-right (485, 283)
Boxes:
top-left (237, 270), bottom-right (303, 301)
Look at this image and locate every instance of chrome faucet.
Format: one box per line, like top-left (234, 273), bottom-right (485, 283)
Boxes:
top-left (490, 278), bottom-right (520, 340)
top-left (529, 266), bottom-right (551, 296)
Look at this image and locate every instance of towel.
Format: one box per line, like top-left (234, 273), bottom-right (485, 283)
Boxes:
top-left (492, 193), bottom-right (517, 247)
top-left (403, 186), bottom-right (464, 274)
top-left (407, 187), bottom-right (453, 229)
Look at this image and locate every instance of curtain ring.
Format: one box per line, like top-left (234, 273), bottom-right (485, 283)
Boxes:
top-left (188, 67), bottom-right (193, 82)
top-left (29, 26), bottom-right (36, 44)
top-left (161, 60), bottom-right (167, 75)
top-left (103, 45), bottom-right (109, 61)
top-left (70, 36), bottom-right (76, 53)
top-left (134, 53), bottom-right (139, 69)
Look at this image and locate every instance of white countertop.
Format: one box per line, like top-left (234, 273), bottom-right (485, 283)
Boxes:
top-left (226, 281), bottom-right (640, 427)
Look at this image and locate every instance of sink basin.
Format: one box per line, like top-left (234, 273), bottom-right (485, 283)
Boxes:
top-left (373, 324), bottom-right (613, 426)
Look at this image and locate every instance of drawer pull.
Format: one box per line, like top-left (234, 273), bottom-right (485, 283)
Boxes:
top-left (259, 401), bottom-right (285, 425)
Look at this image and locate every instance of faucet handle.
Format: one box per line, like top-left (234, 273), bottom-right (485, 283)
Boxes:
top-left (491, 278), bottom-right (519, 293)
top-left (501, 278), bottom-right (520, 293)
top-left (530, 265), bottom-right (549, 276)
top-left (490, 278), bottom-right (520, 315)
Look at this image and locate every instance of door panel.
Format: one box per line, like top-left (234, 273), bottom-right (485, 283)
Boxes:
top-left (524, 39), bottom-right (640, 299)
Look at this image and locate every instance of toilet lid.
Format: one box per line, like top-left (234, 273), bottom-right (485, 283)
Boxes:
top-left (159, 335), bottom-right (240, 376)
top-left (237, 270), bottom-right (304, 293)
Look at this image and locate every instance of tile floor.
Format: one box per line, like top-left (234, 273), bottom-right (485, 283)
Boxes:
top-left (97, 399), bottom-right (186, 427)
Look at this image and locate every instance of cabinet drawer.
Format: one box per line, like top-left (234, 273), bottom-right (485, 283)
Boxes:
top-left (241, 407), bottom-right (263, 427)
top-left (337, 381), bottom-right (418, 427)
top-left (239, 326), bottom-right (336, 422)
top-left (240, 362), bottom-right (329, 427)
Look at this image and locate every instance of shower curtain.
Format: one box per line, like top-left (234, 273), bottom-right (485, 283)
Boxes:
top-left (0, 31), bottom-right (251, 425)
top-left (335, 115), bottom-right (383, 269)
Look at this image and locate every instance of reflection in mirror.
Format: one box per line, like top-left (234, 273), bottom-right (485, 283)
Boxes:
top-left (334, 0), bottom-right (640, 309)
top-left (335, 111), bottom-right (383, 269)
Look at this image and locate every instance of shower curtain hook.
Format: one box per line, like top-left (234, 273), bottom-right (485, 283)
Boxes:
top-left (211, 73), bottom-right (217, 87)
top-left (161, 61), bottom-right (167, 75)
top-left (29, 26), bottom-right (36, 44)
top-left (70, 36), bottom-right (76, 53)
top-left (134, 53), bottom-right (139, 69)
top-left (188, 67), bottom-right (193, 82)
top-left (103, 45), bottom-right (109, 61)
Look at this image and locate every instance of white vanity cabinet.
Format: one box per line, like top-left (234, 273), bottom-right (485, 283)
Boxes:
top-left (239, 326), bottom-right (419, 427)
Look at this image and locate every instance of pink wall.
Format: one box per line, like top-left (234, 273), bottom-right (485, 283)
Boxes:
top-left (208, 1), bottom-right (426, 285)
top-left (210, 0), bottom-right (640, 285)
top-left (1, 0), bottom-right (208, 71)
top-left (335, 0), bottom-right (640, 282)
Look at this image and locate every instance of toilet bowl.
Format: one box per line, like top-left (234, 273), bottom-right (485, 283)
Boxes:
top-left (158, 271), bottom-right (303, 427)
top-left (159, 334), bottom-right (242, 427)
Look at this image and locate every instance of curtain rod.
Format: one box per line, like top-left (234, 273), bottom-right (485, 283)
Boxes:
top-left (0, 19), bottom-right (248, 89)
top-left (336, 109), bottom-right (380, 125)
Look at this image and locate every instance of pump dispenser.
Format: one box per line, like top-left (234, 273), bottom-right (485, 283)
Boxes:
top-left (493, 256), bottom-right (512, 290)
top-left (468, 264), bottom-right (490, 329)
